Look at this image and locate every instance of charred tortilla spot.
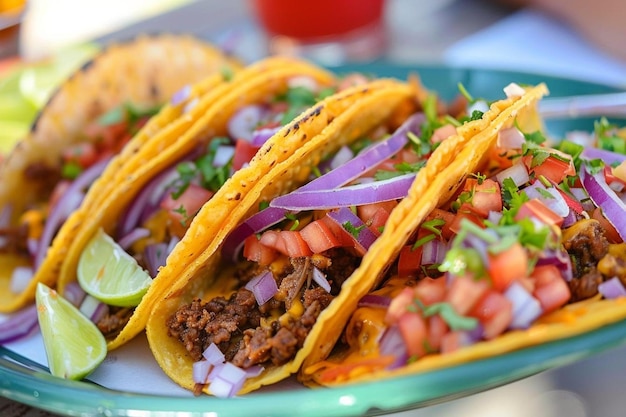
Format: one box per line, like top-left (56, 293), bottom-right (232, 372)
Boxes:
top-left (150, 83), bottom-right (160, 98)
top-left (233, 192), bottom-right (241, 201)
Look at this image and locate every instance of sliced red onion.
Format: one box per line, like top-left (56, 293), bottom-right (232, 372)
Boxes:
top-left (144, 243), bottom-right (168, 277)
top-left (505, 281), bottom-right (543, 329)
top-left (599, 277), bottom-right (626, 299)
top-left (495, 162), bottom-right (529, 188)
top-left (193, 359), bottom-right (213, 384)
top-left (203, 342), bottom-right (226, 364)
top-left (497, 127), bottom-right (525, 149)
top-left (34, 157), bottom-right (111, 269)
top-left (327, 207), bottom-right (378, 251)
top-left (421, 239), bottom-right (446, 265)
top-left (118, 165), bottom-right (179, 237)
top-left (0, 304), bottom-right (39, 343)
top-left (581, 147), bottom-right (626, 166)
top-left (357, 294), bottom-right (392, 309)
top-left (79, 294), bottom-right (109, 323)
top-left (10, 266), bottom-right (33, 293)
top-left (208, 362), bottom-right (247, 398)
top-left (312, 267), bottom-right (331, 293)
top-left (171, 84), bottom-right (192, 106)
top-left (118, 228), bottom-right (150, 251)
top-left (228, 105), bottom-right (267, 142)
top-left (63, 281), bottom-right (87, 307)
top-left (580, 164), bottom-right (626, 241)
top-left (271, 173), bottom-right (415, 211)
top-left (251, 126), bottom-right (281, 147)
top-left (213, 145), bottom-right (236, 167)
top-left (244, 270), bottom-right (278, 306)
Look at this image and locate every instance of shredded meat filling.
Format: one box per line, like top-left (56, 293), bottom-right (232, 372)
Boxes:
top-left (167, 247), bottom-right (359, 368)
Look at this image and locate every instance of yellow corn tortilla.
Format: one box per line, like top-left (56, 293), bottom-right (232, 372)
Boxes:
top-left (58, 56), bottom-right (340, 350)
top-left (143, 79), bottom-right (539, 396)
top-left (0, 34), bottom-right (240, 314)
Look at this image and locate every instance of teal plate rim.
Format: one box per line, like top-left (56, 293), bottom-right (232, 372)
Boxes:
top-left (1, 63), bottom-right (625, 417)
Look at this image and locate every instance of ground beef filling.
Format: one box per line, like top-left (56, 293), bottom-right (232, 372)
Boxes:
top-left (97, 307), bottom-right (134, 339)
top-left (167, 248), bottom-right (360, 368)
top-left (563, 219), bottom-right (610, 302)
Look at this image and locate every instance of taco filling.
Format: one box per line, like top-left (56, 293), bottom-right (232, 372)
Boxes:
top-left (163, 90), bottom-right (484, 396)
top-left (307, 116), bottom-right (626, 384)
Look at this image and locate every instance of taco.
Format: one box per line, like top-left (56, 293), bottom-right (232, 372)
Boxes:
top-left (300, 84), bottom-right (626, 387)
top-left (143, 78), bottom-right (546, 397)
top-left (55, 56), bottom-right (347, 350)
top-left (0, 34), bottom-right (238, 318)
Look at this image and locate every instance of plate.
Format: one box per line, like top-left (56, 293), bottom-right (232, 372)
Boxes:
top-left (1, 64), bottom-right (625, 417)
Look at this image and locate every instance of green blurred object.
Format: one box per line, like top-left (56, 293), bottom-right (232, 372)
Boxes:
top-left (0, 43), bottom-right (99, 154)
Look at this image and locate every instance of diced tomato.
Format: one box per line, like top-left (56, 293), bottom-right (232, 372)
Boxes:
top-left (397, 312), bottom-right (428, 358)
top-left (160, 183), bottom-right (214, 236)
top-left (487, 242), bottom-right (528, 292)
top-left (462, 178), bottom-right (502, 218)
top-left (414, 277), bottom-right (447, 305)
top-left (440, 331), bottom-right (470, 354)
top-left (320, 214), bottom-right (354, 247)
top-left (232, 139), bottom-right (260, 170)
top-left (531, 265), bottom-right (571, 314)
top-left (385, 287), bottom-right (415, 325)
top-left (515, 198), bottom-right (563, 227)
top-left (397, 245), bottom-right (422, 278)
top-left (300, 219), bottom-right (341, 253)
top-left (62, 142), bottom-right (99, 170)
top-left (424, 208), bottom-right (455, 240)
top-left (592, 207), bottom-right (622, 244)
top-left (448, 208), bottom-right (485, 236)
top-left (526, 153), bottom-right (575, 184)
top-left (243, 234), bottom-right (278, 266)
top-left (548, 180), bottom-right (584, 215)
top-left (261, 230), bottom-right (313, 258)
top-left (488, 146), bottom-right (520, 170)
top-left (426, 314), bottom-right (449, 351)
top-left (445, 275), bottom-right (489, 315)
top-left (358, 201), bottom-right (397, 235)
top-left (469, 290), bottom-right (513, 339)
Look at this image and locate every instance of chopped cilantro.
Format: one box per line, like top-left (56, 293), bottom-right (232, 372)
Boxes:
top-left (61, 162), bottom-right (82, 179)
top-left (421, 218), bottom-right (445, 236)
top-left (411, 233), bottom-right (436, 250)
top-left (343, 221), bottom-right (365, 238)
top-left (421, 301), bottom-right (479, 331)
top-left (457, 82), bottom-right (475, 103)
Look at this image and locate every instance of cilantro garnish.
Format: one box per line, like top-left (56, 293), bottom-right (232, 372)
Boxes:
top-left (343, 221), bottom-right (365, 238)
top-left (421, 218), bottom-right (445, 236)
top-left (421, 301), bottom-right (479, 331)
top-left (595, 117), bottom-right (626, 154)
top-left (61, 162), bottom-right (82, 180)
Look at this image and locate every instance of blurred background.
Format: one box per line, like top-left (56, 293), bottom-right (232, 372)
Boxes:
top-left (1, 1), bottom-right (626, 416)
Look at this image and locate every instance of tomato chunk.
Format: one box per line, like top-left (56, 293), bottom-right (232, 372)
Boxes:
top-left (531, 265), bottom-right (571, 314)
top-left (397, 245), bottom-right (422, 278)
top-left (515, 198), bottom-right (563, 227)
top-left (300, 219), bottom-right (342, 253)
top-left (232, 139), bottom-right (260, 170)
top-left (397, 312), bottom-right (428, 358)
top-left (487, 242), bottom-right (528, 292)
top-left (470, 290), bottom-right (513, 339)
top-left (243, 234), bottom-right (278, 266)
top-left (445, 275), bottom-right (489, 315)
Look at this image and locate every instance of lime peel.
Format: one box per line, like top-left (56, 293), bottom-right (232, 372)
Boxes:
top-left (78, 228), bottom-right (152, 307)
top-left (35, 283), bottom-right (107, 380)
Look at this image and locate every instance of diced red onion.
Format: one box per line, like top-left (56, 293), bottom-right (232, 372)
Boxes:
top-left (357, 294), bottom-right (392, 309)
top-left (213, 145), bottom-right (236, 167)
top-left (63, 281), bottom-right (87, 307)
top-left (244, 270), bottom-right (278, 306)
top-left (171, 84), bottom-right (192, 106)
top-left (193, 359), bottom-right (213, 384)
top-left (203, 342), bottom-right (226, 364)
top-left (327, 207), bottom-right (378, 251)
top-left (503, 83), bottom-right (526, 98)
top-left (495, 162), bottom-right (529, 188)
top-left (271, 173), bottom-right (415, 211)
top-left (598, 277), bottom-right (626, 299)
top-left (251, 126), bottom-right (281, 147)
top-left (561, 209), bottom-right (579, 228)
top-left (524, 182), bottom-right (570, 217)
top-left (378, 325), bottom-right (408, 370)
top-left (10, 266), bottom-right (33, 293)
top-left (26, 238), bottom-right (38, 258)
top-left (244, 365), bottom-right (264, 378)
top-left (329, 146), bottom-right (354, 171)
top-left (421, 239), bottom-right (446, 265)
top-left (118, 228), bottom-right (150, 251)
top-left (79, 294), bottom-right (109, 323)
top-left (487, 210), bottom-right (503, 225)
top-left (581, 147), bottom-right (626, 166)
top-left (505, 281), bottom-right (543, 329)
top-left (311, 267), bottom-right (331, 293)
top-left (208, 362), bottom-right (247, 398)
top-left (467, 99), bottom-right (490, 115)
top-left (497, 127), bottom-right (525, 149)
top-left (580, 164), bottom-right (626, 241)
top-left (34, 157), bottom-right (111, 269)
top-left (144, 243), bottom-right (168, 278)
top-left (228, 105), bottom-right (267, 142)
top-left (0, 304), bottom-right (39, 343)
top-left (609, 180), bottom-right (625, 193)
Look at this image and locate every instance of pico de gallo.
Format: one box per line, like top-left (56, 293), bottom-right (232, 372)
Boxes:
top-left (308, 114), bottom-right (626, 384)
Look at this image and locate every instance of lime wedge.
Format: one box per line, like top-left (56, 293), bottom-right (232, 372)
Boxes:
top-left (78, 228), bottom-right (152, 307)
top-left (35, 283), bottom-right (107, 380)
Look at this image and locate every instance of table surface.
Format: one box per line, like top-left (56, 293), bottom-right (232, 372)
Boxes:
top-left (2, 1), bottom-right (626, 416)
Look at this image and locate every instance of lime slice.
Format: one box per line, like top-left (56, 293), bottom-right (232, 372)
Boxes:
top-left (77, 228), bottom-right (152, 307)
top-left (35, 283), bottom-right (107, 380)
